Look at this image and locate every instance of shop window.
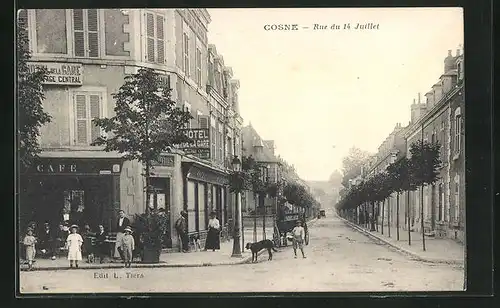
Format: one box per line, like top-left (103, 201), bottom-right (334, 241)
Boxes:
top-left (73, 92), bottom-right (104, 146)
top-left (183, 33), bottom-right (190, 76)
top-left (73, 9), bottom-right (100, 58)
top-left (187, 181), bottom-right (196, 232)
top-left (35, 9), bottom-right (68, 54)
top-left (63, 190), bottom-right (85, 222)
top-left (145, 11), bottom-right (165, 63)
top-left (198, 183), bottom-right (206, 231)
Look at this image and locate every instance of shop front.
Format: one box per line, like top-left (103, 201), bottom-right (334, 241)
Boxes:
top-left (181, 160), bottom-right (230, 246)
top-left (20, 157), bottom-right (123, 233)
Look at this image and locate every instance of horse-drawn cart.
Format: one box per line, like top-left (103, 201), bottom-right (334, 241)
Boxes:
top-left (273, 212), bottom-right (309, 247)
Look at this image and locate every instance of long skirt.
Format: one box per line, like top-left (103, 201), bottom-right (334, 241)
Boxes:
top-left (205, 228), bottom-right (220, 250)
top-left (25, 246), bottom-right (35, 261)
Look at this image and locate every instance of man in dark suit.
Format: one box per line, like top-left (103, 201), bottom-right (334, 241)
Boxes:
top-left (38, 222), bottom-right (56, 260)
top-left (114, 210), bottom-right (130, 260)
top-left (95, 224), bottom-right (108, 263)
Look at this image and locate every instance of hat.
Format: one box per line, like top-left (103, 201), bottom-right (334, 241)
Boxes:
top-left (124, 226), bottom-right (132, 233)
top-left (70, 224), bottom-right (78, 229)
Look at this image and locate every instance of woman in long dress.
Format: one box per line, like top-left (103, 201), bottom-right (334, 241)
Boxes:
top-left (205, 212), bottom-right (220, 251)
top-left (66, 225), bottom-right (83, 268)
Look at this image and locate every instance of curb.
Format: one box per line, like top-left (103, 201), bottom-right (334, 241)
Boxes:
top-left (22, 247), bottom-right (269, 272)
top-left (337, 215), bottom-right (464, 266)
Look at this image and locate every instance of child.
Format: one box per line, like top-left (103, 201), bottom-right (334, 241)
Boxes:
top-left (291, 220), bottom-right (306, 259)
top-left (66, 225), bottom-right (83, 268)
top-left (23, 229), bottom-right (37, 270)
top-left (120, 226), bottom-right (135, 268)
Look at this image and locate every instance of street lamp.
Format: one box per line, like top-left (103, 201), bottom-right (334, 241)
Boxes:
top-left (231, 155), bottom-right (243, 257)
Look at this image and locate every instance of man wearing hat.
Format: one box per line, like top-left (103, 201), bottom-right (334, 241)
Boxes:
top-left (38, 222), bottom-right (56, 260)
top-left (114, 210), bottom-right (130, 261)
top-left (120, 226), bottom-right (135, 268)
top-left (174, 210), bottom-right (189, 252)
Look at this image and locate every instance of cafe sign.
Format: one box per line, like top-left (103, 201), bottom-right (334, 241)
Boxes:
top-left (179, 128), bottom-right (210, 159)
top-left (27, 62), bottom-right (83, 85)
top-left (32, 158), bottom-right (122, 175)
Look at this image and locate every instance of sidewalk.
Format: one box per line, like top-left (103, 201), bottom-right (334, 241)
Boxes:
top-left (338, 215), bottom-right (464, 266)
top-left (24, 218), bottom-right (319, 271)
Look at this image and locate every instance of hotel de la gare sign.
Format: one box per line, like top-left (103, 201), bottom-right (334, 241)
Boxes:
top-left (27, 62), bottom-right (83, 86)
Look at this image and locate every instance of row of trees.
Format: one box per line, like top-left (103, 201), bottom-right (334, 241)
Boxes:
top-left (336, 140), bottom-right (441, 251)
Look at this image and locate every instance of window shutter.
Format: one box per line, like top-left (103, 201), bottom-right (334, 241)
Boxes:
top-left (146, 13), bottom-right (155, 62)
top-left (75, 95), bottom-right (87, 144)
top-left (199, 116), bottom-right (209, 129)
top-left (73, 9), bottom-right (85, 57)
top-left (89, 94), bottom-right (101, 142)
top-left (156, 15), bottom-right (165, 63)
top-left (87, 9), bottom-right (99, 57)
top-left (18, 9), bottom-right (28, 28)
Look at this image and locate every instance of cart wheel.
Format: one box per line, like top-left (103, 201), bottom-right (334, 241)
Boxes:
top-left (305, 231), bottom-right (310, 245)
top-left (273, 228), bottom-right (281, 247)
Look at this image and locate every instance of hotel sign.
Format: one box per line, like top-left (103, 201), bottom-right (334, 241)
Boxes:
top-left (179, 128), bottom-right (210, 159)
top-left (27, 62), bottom-right (83, 85)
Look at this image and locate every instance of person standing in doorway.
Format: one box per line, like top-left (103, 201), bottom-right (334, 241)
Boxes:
top-left (205, 212), bottom-right (221, 252)
top-left (175, 210), bottom-right (189, 253)
top-left (291, 220), bottom-right (306, 259)
top-left (114, 210), bottom-right (130, 261)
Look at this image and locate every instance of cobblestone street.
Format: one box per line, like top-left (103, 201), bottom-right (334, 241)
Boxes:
top-left (20, 210), bottom-right (464, 293)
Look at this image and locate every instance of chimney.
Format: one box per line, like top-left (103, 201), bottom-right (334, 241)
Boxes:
top-left (456, 48), bottom-right (461, 57)
top-left (418, 92), bottom-right (421, 104)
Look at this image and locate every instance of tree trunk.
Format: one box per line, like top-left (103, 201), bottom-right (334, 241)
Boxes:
top-left (262, 195), bottom-right (266, 240)
top-left (253, 193), bottom-right (257, 242)
top-left (387, 197), bottom-right (391, 237)
top-left (421, 185), bottom-right (426, 251)
top-left (396, 193), bottom-right (400, 241)
top-left (145, 162), bottom-right (151, 214)
top-left (375, 202), bottom-right (379, 232)
top-left (370, 202), bottom-right (376, 231)
top-left (381, 200), bottom-right (385, 235)
top-left (407, 191), bottom-right (411, 246)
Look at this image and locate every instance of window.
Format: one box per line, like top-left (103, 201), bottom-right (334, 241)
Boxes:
top-left (214, 66), bottom-right (222, 93)
top-left (195, 48), bottom-right (202, 85)
top-left (208, 58), bottom-right (214, 86)
top-left (36, 9), bottom-right (68, 54)
top-left (183, 33), bottom-right (190, 76)
top-left (454, 175), bottom-right (460, 221)
top-left (210, 115), bottom-right (216, 161)
top-left (218, 122), bottom-right (224, 163)
top-left (454, 108), bottom-right (462, 155)
top-left (187, 181), bottom-right (196, 232)
top-left (73, 92), bottom-right (103, 145)
top-left (438, 183), bottom-right (444, 221)
top-left (145, 12), bottom-right (165, 63)
top-left (73, 9), bottom-right (100, 58)
top-left (198, 183), bottom-right (206, 231)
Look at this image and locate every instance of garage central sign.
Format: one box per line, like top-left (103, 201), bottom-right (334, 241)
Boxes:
top-left (27, 62), bottom-right (83, 85)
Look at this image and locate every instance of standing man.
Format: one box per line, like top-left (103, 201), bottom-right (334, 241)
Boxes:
top-left (291, 220), bottom-right (306, 259)
top-left (114, 210), bottom-right (130, 261)
top-left (175, 210), bottom-right (189, 253)
top-left (38, 222), bottom-right (56, 260)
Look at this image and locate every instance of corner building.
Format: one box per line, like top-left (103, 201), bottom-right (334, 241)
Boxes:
top-left (19, 9), bottom-right (243, 250)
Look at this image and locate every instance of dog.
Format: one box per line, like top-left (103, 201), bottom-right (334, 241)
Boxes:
top-left (191, 234), bottom-right (202, 252)
top-left (245, 239), bottom-right (279, 263)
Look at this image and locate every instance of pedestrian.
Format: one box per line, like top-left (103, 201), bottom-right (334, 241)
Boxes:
top-left (23, 229), bottom-right (37, 270)
top-left (38, 221), bottom-right (57, 260)
top-left (95, 224), bottom-right (108, 263)
top-left (114, 210), bottom-right (130, 261)
top-left (66, 225), bottom-right (83, 268)
top-left (120, 226), bottom-right (135, 268)
top-left (205, 212), bottom-right (221, 252)
top-left (174, 210), bottom-right (189, 252)
top-left (291, 220), bottom-right (306, 259)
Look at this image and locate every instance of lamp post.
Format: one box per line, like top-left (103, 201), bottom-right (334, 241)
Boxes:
top-left (231, 156), bottom-right (242, 257)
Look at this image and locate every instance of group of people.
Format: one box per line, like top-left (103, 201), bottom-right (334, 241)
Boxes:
top-left (175, 210), bottom-right (222, 253)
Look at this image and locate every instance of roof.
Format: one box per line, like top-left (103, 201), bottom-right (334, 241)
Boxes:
top-left (241, 125), bottom-right (278, 163)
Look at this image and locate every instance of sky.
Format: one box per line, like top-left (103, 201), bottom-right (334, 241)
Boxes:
top-left (206, 8), bottom-right (463, 182)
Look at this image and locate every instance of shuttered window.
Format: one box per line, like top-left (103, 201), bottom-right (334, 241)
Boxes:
top-left (195, 48), bottom-right (202, 85)
top-left (183, 33), bottom-right (190, 76)
top-left (73, 9), bottom-right (100, 58)
top-left (145, 12), bottom-right (165, 64)
top-left (74, 93), bottom-right (102, 145)
top-left (198, 116), bottom-right (209, 129)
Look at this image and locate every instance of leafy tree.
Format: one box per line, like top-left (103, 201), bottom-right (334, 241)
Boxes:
top-left (409, 139), bottom-right (442, 251)
top-left (17, 13), bottom-right (51, 172)
top-left (92, 68), bottom-right (193, 212)
top-left (341, 147), bottom-right (372, 188)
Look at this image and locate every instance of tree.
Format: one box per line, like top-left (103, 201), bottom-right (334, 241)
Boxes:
top-left (341, 147), bottom-right (372, 188)
top-left (17, 12), bottom-right (51, 173)
top-left (386, 157), bottom-right (411, 240)
top-left (372, 172), bottom-right (394, 234)
top-left (92, 68), bottom-right (193, 213)
top-left (409, 139), bottom-right (442, 251)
